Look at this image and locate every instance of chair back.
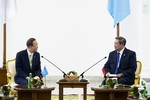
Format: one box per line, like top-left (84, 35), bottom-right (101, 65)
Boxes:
top-left (135, 61), bottom-right (142, 75)
top-left (134, 61), bottom-right (142, 85)
top-left (6, 59), bottom-right (16, 85)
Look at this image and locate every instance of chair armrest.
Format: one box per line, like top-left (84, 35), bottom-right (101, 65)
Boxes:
top-left (135, 75), bottom-right (139, 79)
top-left (7, 72), bottom-right (12, 77)
top-left (7, 72), bottom-right (12, 85)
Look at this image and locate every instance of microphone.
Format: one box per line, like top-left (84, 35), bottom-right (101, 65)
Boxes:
top-left (41, 56), bottom-right (68, 82)
top-left (79, 56), bottom-right (107, 82)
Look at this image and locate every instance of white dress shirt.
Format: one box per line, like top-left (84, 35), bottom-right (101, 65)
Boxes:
top-left (27, 49), bottom-right (33, 69)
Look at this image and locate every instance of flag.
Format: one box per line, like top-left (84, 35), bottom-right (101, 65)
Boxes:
top-left (108, 0), bottom-right (130, 27)
top-left (102, 67), bottom-right (106, 76)
top-left (42, 66), bottom-right (48, 77)
top-left (0, 0), bottom-right (17, 24)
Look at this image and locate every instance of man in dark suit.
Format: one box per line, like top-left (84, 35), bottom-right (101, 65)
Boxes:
top-left (104, 37), bottom-right (137, 85)
top-left (14, 38), bottom-right (41, 85)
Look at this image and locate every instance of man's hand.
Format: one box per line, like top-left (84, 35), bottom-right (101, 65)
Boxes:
top-left (117, 73), bottom-right (123, 78)
top-left (34, 76), bottom-right (40, 79)
top-left (26, 77), bottom-right (29, 80)
top-left (106, 72), bottom-right (110, 76)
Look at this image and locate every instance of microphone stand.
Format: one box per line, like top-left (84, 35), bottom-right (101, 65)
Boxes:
top-left (79, 56), bottom-right (107, 82)
top-left (41, 56), bottom-right (69, 82)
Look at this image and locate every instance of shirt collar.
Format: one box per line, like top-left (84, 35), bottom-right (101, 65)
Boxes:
top-left (27, 49), bottom-right (33, 56)
top-left (118, 47), bottom-right (125, 55)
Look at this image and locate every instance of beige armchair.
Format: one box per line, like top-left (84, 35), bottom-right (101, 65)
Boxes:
top-left (134, 61), bottom-right (142, 85)
top-left (6, 59), bottom-right (18, 94)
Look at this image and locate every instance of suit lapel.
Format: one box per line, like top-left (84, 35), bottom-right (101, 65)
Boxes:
top-left (119, 48), bottom-right (127, 66)
top-left (25, 49), bottom-right (31, 71)
top-left (32, 53), bottom-right (36, 69)
top-left (113, 51), bottom-right (118, 72)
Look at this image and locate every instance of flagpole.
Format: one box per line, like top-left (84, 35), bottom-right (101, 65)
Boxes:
top-left (117, 23), bottom-right (120, 37)
top-left (44, 76), bottom-right (47, 88)
top-left (3, 23), bottom-right (7, 68)
top-left (0, 0), bottom-right (7, 86)
top-left (0, 18), bottom-right (7, 87)
top-left (2, 0), bottom-right (7, 68)
top-left (0, 0), bottom-right (17, 86)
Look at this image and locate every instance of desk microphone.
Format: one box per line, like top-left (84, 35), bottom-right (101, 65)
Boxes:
top-left (41, 56), bottom-right (69, 82)
top-left (79, 56), bottom-right (107, 82)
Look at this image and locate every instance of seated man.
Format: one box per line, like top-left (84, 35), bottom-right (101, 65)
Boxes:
top-left (104, 37), bottom-right (137, 85)
top-left (14, 38), bottom-right (41, 85)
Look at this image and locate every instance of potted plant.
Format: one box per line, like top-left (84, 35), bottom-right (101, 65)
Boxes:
top-left (65, 71), bottom-right (79, 82)
top-left (33, 76), bottom-right (43, 88)
top-left (1, 85), bottom-right (11, 96)
top-left (105, 75), bottom-right (118, 88)
top-left (128, 80), bottom-right (148, 99)
top-left (129, 85), bottom-right (139, 99)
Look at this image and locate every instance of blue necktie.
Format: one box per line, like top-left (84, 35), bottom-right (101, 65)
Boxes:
top-left (115, 52), bottom-right (120, 74)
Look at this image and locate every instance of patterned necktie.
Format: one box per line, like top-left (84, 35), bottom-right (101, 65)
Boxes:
top-left (115, 52), bottom-right (120, 74)
top-left (29, 54), bottom-right (33, 69)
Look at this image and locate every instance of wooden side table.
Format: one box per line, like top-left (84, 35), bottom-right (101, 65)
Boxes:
top-left (91, 87), bottom-right (130, 100)
top-left (14, 85), bottom-right (55, 100)
top-left (57, 82), bottom-right (89, 100)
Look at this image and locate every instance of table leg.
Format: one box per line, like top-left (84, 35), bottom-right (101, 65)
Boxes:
top-left (109, 92), bottom-right (115, 100)
top-left (49, 91), bottom-right (52, 100)
top-left (59, 85), bottom-right (63, 100)
top-left (32, 92), bottom-right (37, 100)
top-left (17, 92), bottom-right (20, 100)
top-left (83, 86), bottom-right (87, 100)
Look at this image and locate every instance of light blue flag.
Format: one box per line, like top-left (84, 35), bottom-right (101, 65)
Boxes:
top-left (108, 0), bottom-right (130, 27)
top-left (42, 66), bottom-right (48, 77)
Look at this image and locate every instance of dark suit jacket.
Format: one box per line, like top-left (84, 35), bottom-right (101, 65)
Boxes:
top-left (14, 49), bottom-right (41, 85)
top-left (104, 48), bottom-right (137, 85)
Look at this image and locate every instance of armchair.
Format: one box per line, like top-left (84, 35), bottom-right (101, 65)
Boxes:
top-left (134, 61), bottom-right (142, 85)
top-left (6, 59), bottom-right (18, 94)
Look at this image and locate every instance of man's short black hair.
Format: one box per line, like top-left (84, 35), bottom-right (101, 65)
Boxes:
top-left (115, 36), bottom-right (126, 46)
top-left (26, 38), bottom-right (36, 47)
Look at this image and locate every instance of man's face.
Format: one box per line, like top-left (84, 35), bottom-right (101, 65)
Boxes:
top-left (114, 39), bottom-right (124, 51)
top-left (30, 40), bottom-right (38, 52)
